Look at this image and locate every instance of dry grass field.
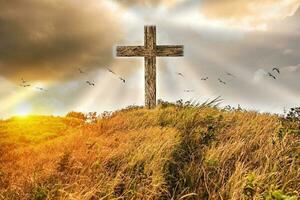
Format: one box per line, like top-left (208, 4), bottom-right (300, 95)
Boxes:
top-left (0, 102), bottom-right (299, 199)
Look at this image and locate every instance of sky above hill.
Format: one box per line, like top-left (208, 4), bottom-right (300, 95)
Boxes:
top-left (0, 0), bottom-right (300, 117)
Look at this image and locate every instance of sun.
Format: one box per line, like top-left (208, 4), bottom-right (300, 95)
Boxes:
top-left (13, 103), bottom-right (32, 117)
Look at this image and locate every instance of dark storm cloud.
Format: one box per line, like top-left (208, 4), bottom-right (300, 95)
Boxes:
top-left (0, 0), bottom-right (123, 81)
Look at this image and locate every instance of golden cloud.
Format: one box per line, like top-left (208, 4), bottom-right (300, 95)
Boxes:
top-left (200, 0), bottom-right (300, 30)
top-left (0, 0), bottom-right (123, 82)
top-left (115, 0), bottom-right (185, 7)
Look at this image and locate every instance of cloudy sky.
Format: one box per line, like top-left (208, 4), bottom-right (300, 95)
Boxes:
top-left (0, 0), bottom-right (300, 117)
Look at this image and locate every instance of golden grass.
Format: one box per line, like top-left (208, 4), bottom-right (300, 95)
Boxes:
top-left (0, 105), bottom-right (299, 199)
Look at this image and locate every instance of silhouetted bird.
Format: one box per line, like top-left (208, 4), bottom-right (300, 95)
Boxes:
top-left (107, 68), bottom-right (116, 75)
top-left (36, 87), bottom-right (48, 92)
top-left (226, 72), bottom-right (235, 77)
top-left (184, 89), bottom-right (194, 92)
top-left (218, 78), bottom-right (226, 84)
top-left (272, 68), bottom-right (280, 74)
top-left (268, 72), bottom-right (276, 79)
top-left (78, 68), bottom-right (85, 74)
top-left (119, 77), bottom-right (126, 83)
top-left (176, 72), bottom-right (184, 77)
top-left (21, 78), bottom-right (28, 84)
top-left (20, 78), bottom-right (30, 87)
top-left (86, 81), bottom-right (95, 86)
top-left (20, 84), bottom-right (30, 88)
top-left (201, 77), bottom-right (208, 81)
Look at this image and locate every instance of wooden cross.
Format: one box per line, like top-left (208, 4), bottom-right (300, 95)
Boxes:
top-left (116, 25), bottom-right (184, 109)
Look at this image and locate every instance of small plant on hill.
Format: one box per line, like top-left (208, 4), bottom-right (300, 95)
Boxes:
top-left (266, 189), bottom-right (298, 200)
top-left (66, 111), bottom-right (86, 121)
top-left (57, 152), bottom-right (72, 173)
top-left (243, 173), bottom-right (258, 199)
top-left (86, 112), bottom-right (98, 123)
top-left (33, 185), bottom-right (48, 200)
top-left (281, 107), bottom-right (300, 136)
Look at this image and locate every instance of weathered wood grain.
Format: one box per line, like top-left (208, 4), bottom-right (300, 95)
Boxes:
top-left (116, 25), bottom-right (184, 109)
top-left (156, 45), bottom-right (184, 57)
top-left (145, 26), bottom-right (156, 51)
top-left (117, 45), bottom-right (184, 57)
top-left (145, 56), bottom-right (156, 109)
top-left (116, 46), bottom-right (145, 57)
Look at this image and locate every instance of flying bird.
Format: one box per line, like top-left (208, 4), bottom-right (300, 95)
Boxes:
top-left (107, 68), bottom-right (116, 75)
top-left (21, 78), bottom-right (28, 84)
top-left (184, 89), bottom-right (194, 93)
top-left (268, 72), bottom-right (276, 79)
top-left (78, 68), bottom-right (85, 74)
top-left (218, 78), bottom-right (226, 85)
top-left (226, 72), bottom-right (235, 77)
top-left (36, 87), bottom-right (48, 92)
top-left (201, 77), bottom-right (208, 81)
top-left (119, 77), bottom-right (126, 83)
top-left (86, 81), bottom-right (95, 86)
top-left (272, 68), bottom-right (280, 74)
top-left (107, 68), bottom-right (125, 83)
top-left (20, 84), bottom-right (31, 88)
top-left (176, 72), bottom-right (184, 77)
top-left (20, 78), bottom-right (30, 87)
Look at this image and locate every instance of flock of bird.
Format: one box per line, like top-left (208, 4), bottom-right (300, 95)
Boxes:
top-left (178, 67), bottom-right (281, 93)
top-left (80, 67), bottom-right (126, 86)
top-left (176, 71), bottom-right (229, 93)
top-left (20, 78), bottom-right (48, 92)
top-left (18, 68), bottom-right (127, 92)
top-left (18, 66), bottom-right (281, 94)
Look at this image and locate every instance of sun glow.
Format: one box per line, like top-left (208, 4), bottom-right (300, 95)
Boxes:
top-left (0, 79), bottom-right (53, 118)
top-left (13, 102), bottom-right (32, 117)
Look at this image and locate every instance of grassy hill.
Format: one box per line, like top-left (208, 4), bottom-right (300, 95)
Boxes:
top-left (0, 103), bottom-right (299, 200)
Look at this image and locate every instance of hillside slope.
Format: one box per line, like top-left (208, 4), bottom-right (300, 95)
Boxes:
top-left (0, 104), bottom-right (299, 200)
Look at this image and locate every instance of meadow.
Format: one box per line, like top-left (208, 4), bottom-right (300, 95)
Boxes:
top-left (0, 102), bottom-right (299, 199)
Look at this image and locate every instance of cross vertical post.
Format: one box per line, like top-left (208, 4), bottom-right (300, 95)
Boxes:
top-left (144, 26), bottom-right (156, 109)
top-left (116, 25), bottom-right (184, 109)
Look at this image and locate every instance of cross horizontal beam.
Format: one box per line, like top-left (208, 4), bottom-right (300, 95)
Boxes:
top-left (156, 45), bottom-right (184, 57)
top-left (116, 46), bottom-right (145, 57)
top-left (116, 45), bottom-right (184, 57)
